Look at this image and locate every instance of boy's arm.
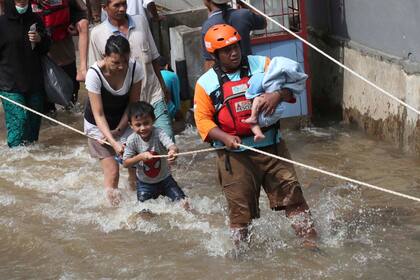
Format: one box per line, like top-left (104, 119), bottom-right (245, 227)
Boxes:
top-left (158, 128), bottom-right (174, 149)
top-left (167, 144), bottom-right (178, 162)
top-left (157, 129), bottom-right (178, 162)
top-left (123, 152), bottom-right (153, 168)
top-left (122, 138), bottom-right (153, 167)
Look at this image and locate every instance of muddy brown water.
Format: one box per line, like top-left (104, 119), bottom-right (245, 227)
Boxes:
top-left (1, 105), bottom-right (420, 279)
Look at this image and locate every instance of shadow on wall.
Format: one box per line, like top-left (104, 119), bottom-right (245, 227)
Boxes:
top-left (306, 0), bottom-right (349, 124)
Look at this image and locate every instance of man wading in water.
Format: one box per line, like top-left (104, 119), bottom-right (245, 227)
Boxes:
top-left (194, 24), bottom-right (317, 248)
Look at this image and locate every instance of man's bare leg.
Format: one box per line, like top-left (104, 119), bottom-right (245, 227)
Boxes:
top-left (230, 223), bottom-right (250, 248)
top-left (285, 202), bottom-right (318, 249)
top-left (101, 157), bottom-right (122, 206)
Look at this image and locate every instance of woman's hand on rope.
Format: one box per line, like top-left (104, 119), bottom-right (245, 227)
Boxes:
top-left (111, 141), bottom-right (124, 156)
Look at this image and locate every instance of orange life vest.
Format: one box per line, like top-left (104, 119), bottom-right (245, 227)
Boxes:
top-left (212, 60), bottom-right (254, 137)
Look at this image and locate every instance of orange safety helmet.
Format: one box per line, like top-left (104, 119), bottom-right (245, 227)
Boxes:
top-left (204, 24), bottom-right (241, 54)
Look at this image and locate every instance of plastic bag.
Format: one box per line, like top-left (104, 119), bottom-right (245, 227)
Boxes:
top-left (41, 55), bottom-right (74, 107)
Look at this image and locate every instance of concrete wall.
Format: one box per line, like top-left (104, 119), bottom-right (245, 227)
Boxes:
top-left (342, 46), bottom-right (420, 152)
top-left (169, 25), bottom-right (205, 98)
top-left (156, 0), bottom-right (204, 11)
top-left (305, 0), bottom-right (420, 154)
top-left (158, 8), bottom-right (208, 63)
top-left (329, 0), bottom-right (420, 64)
top-left (306, 0), bottom-right (420, 64)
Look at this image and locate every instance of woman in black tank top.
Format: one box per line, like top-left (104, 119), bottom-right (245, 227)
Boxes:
top-left (84, 35), bottom-right (142, 206)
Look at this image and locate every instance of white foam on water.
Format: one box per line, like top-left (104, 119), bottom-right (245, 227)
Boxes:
top-left (0, 142), bottom-right (92, 164)
top-left (0, 217), bottom-right (15, 228)
top-left (168, 215), bottom-right (212, 233)
top-left (250, 213), bottom-right (292, 250)
top-left (5, 155), bottom-right (378, 261)
top-left (58, 272), bottom-right (82, 280)
top-left (311, 182), bottom-right (384, 251)
top-left (0, 146), bottom-right (32, 161)
top-left (0, 123), bottom-right (393, 277)
top-left (28, 146), bottom-right (90, 161)
top-left (202, 227), bottom-right (234, 257)
top-left (352, 252), bottom-right (368, 265)
top-left (188, 195), bottom-right (225, 215)
top-left (199, 180), bottom-right (384, 258)
top-left (301, 127), bottom-right (335, 137)
top-left (0, 194), bottom-right (16, 206)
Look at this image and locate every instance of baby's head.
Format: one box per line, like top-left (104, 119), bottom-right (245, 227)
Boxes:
top-left (128, 101), bottom-right (156, 139)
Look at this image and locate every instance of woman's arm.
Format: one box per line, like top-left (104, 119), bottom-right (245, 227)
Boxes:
top-left (167, 144), bottom-right (178, 163)
top-left (113, 80), bottom-right (142, 134)
top-left (88, 92), bottom-right (123, 153)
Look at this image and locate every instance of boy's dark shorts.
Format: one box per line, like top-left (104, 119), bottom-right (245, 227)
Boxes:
top-left (137, 175), bottom-right (186, 202)
top-left (216, 140), bottom-right (307, 226)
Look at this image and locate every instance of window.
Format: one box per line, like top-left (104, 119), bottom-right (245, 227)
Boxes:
top-left (245, 0), bottom-right (303, 40)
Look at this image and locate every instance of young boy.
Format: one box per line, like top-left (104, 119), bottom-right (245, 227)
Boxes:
top-left (122, 101), bottom-right (188, 207)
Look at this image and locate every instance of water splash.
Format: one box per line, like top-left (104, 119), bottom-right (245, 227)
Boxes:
top-left (0, 194), bottom-right (16, 206)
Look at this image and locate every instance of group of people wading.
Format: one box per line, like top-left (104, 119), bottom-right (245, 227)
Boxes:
top-left (0, 0), bottom-right (317, 248)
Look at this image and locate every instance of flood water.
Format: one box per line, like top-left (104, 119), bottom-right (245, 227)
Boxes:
top-left (1, 106), bottom-right (420, 279)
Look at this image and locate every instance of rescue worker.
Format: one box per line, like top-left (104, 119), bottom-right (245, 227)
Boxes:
top-left (194, 24), bottom-right (317, 247)
top-left (201, 0), bottom-right (266, 71)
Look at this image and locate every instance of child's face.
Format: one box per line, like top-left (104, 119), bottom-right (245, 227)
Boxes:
top-left (129, 115), bottom-right (154, 139)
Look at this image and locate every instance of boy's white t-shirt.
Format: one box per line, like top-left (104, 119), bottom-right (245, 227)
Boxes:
top-left (84, 59), bottom-right (144, 140)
